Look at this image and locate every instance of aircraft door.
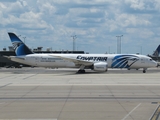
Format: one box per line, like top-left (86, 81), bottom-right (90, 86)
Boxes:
top-left (35, 57), bottom-right (40, 66)
top-left (140, 57), bottom-right (147, 68)
top-left (141, 58), bottom-right (145, 63)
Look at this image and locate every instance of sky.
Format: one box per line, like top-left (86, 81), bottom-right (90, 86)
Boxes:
top-left (0, 0), bottom-right (160, 55)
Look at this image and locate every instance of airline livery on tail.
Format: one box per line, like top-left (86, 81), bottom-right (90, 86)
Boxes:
top-left (7, 33), bottom-right (157, 73)
top-left (152, 45), bottom-right (160, 57)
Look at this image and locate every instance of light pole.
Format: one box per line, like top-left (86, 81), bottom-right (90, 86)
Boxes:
top-left (71, 35), bottom-right (77, 51)
top-left (116, 35), bottom-right (123, 54)
top-left (140, 46), bottom-right (142, 54)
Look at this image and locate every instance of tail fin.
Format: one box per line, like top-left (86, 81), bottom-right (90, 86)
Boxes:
top-left (8, 32), bottom-right (33, 56)
top-left (153, 45), bottom-right (160, 57)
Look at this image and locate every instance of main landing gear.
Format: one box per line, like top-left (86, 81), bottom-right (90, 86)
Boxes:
top-left (77, 65), bottom-right (86, 74)
top-left (77, 69), bottom-right (85, 73)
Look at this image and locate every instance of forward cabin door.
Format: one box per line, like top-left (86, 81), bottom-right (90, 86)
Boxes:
top-left (141, 58), bottom-right (145, 64)
top-left (35, 56), bottom-right (40, 66)
top-left (140, 57), bottom-right (146, 67)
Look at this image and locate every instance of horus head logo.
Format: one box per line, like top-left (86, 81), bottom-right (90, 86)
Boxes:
top-left (111, 55), bottom-right (139, 68)
top-left (12, 41), bottom-right (23, 50)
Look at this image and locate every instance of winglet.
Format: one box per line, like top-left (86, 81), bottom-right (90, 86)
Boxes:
top-left (8, 32), bottom-right (33, 56)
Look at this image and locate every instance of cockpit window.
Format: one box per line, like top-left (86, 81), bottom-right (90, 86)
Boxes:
top-left (150, 59), bottom-right (153, 61)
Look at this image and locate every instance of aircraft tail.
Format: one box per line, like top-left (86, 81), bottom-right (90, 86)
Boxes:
top-left (8, 32), bottom-right (33, 56)
top-left (152, 45), bottom-right (160, 57)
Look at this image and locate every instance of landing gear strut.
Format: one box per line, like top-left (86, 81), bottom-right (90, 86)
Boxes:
top-left (77, 65), bottom-right (86, 74)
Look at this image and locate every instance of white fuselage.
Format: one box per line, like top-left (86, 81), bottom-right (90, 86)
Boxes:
top-left (9, 53), bottom-right (157, 70)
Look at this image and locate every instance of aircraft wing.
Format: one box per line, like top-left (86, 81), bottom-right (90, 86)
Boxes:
top-left (3, 56), bottom-right (25, 60)
top-left (49, 55), bottom-right (93, 66)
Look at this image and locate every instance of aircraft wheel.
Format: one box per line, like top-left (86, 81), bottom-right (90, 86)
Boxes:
top-left (143, 70), bottom-right (146, 73)
top-left (82, 70), bottom-right (85, 73)
top-left (77, 70), bottom-right (85, 74)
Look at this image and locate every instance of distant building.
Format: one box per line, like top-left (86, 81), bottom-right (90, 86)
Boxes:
top-left (8, 46), bottom-right (14, 51)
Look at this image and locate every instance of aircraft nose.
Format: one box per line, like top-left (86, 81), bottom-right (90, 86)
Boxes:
top-left (153, 61), bottom-right (158, 67)
top-left (149, 60), bottom-right (158, 67)
top-left (156, 62), bottom-right (159, 67)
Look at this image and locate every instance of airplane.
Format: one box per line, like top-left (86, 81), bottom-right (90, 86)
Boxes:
top-left (6, 32), bottom-right (157, 73)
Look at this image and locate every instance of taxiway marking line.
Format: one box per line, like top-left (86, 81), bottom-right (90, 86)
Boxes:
top-left (2, 84), bottom-right (160, 86)
top-left (121, 103), bottom-right (141, 120)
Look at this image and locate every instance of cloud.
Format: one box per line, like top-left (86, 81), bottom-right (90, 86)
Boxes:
top-left (79, 11), bottom-right (105, 18)
top-left (0, 0), bottom-right (17, 2)
top-left (0, 0), bottom-right (160, 54)
top-left (124, 0), bottom-right (160, 13)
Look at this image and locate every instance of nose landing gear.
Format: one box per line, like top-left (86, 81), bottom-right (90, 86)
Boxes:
top-left (143, 68), bottom-right (147, 73)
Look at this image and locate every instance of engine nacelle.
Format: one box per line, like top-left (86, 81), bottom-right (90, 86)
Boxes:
top-left (92, 62), bottom-right (108, 72)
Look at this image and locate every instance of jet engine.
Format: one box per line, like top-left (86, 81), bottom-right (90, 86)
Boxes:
top-left (92, 62), bottom-right (108, 72)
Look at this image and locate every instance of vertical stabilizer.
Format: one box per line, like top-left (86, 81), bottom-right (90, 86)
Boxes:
top-left (153, 45), bottom-right (160, 57)
top-left (8, 33), bottom-right (33, 56)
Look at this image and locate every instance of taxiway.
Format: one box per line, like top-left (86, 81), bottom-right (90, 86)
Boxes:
top-left (0, 67), bottom-right (160, 120)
